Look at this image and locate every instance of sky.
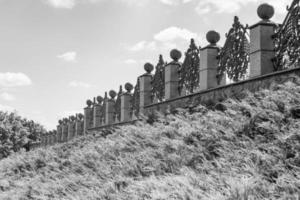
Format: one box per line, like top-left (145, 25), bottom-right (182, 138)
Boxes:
top-left (0, 0), bottom-right (292, 130)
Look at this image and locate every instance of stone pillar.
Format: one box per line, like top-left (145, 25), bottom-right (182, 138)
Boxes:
top-left (57, 120), bottom-right (63, 143)
top-left (62, 120), bottom-right (68, 142)
top-left (250, 3), bottom-right (276, 77)
top-left (75, 114), bottom-right (84, 136)
top-left (139, 63), bottom-right (154, 112)
top-left (165, 49), bottom-right (182, 99)
top-left (106, 90), bottom-right (116, 125)
top-left (93, 96), bottom-right (104, 128)
top-left (121, 83), bottom-right (133, 122)
top-left (42, 135), bottom-right (46, 146)
top-left (67, 116), bottom-right (76, 141)
top-left (84, 100), bottom-right (93, 134)
top-left (53, 132), bottom-right (57, 144)
top-left (199, 30), bottom-right (221, 91)
top-left (47, 133), bottom-right (52, 146)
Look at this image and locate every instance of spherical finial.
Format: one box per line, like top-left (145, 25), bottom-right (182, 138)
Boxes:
top-left (78, 113), bottom-right (84, 120)
top-left (109, 90), bottom-right (117, 99)
top-left (257, 3), bottom-right (274, 21)
top-left (125, 82), bottom-right (133, 93)
top-left (58, 120), bottom-right (63, 125)
top-left (70, 116), bottom-right (76, 121)
top-left (144, 63), bottom-right (154, 74)
top-left (86, 99), bottom-right (93, 107)
top-left (170, 49), bottom-right (182, 62)
top-left (97, 96), bottom-right (103, 104)
top-left (206, 30), bottom-right (220, 45)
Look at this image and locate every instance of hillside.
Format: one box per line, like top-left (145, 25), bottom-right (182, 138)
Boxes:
top-left (0, 77), bottom-right (300, 200)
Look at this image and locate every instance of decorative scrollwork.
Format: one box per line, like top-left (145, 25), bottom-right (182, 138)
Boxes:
top-left (179, 39), bottom-right (200, 94)
top-left (217, 16), bottom-right (250, 83)
top-left (152, 55), bottom-right (166, 102)
top-left (273, 0), bottom-right (300, 70)
top-left (114, 86), bottom-right (123, 121)
top-left (131, 78), bottom-right (140, 117)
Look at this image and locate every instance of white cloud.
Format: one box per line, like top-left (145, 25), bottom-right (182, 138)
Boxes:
top-left (127, 26), bottom-right (201, 53)
top-left (127, 41), bottom-right (156, 52)
top-left (57, 51), bottom-right (77, 62)
top-left (194, 0), bottom-right (290, 15)
top-left (154, 27), bottom-right (198, 42)
top-left (0, 72), bottom-right (32, 88)
top-left (46, 0), bottom-right (76, 9)
top-left (0, 92), bottom-right (15, 101)
top-left (69, 81), bottom-right (93, 88)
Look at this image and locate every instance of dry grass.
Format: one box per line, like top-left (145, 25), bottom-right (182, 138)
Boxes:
top-left (0, 77), bottom-right (300, 199)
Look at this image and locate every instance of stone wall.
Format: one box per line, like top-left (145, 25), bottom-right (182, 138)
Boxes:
top-left (144, 67), bottom-right (300, 114)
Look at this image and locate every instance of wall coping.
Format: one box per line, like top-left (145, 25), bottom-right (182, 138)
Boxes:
top-left (88, 119), bottom-right (140, 131)
top-left (145, 67), bottom-right (300, 108)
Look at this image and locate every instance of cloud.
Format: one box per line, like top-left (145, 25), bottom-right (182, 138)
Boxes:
top-left (0, 92), bottom-right (15, 101)
top-left (194, 0), bottom-right (290, 15)
top-left (45, 0), bottom-right (76, 9)
top-left (154, 27), bottom-right (198, 42)
top-left (127, 41), bottom-right (156, 52)
top-left (127, 26), bottom-right (201, 53)
top-left (57, 51), bottom-right (77, 62)
top-left (69, 81), bottom-right (93, 88)
top-left (0, 72), bottom-right (32, 88)
top-left (44, 0), bottom-right (194, 9)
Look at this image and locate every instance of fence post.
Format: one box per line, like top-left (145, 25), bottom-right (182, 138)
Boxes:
top-left (67, 116), bottom-right (75, 141)
top-left (250, 3), bottom-right (276, 77)
top-left (84, 100), bottom-right (93, 133)
top-left (42, 134), bottom-right (46, 146)
top-left (62, 119), bottom-right (68, 142)
top-left (75, 114), bottom-right (84, 136)
top-left (121, 83), bottom-right (133, 122)
top-left (93, 96), bottom-right (103, 128)
top-left (53, 131), bottom-right (57, 144)
top-left (199, 30), bottom-right (221, 91)
top-left (57, 120), bottom-right (62, 143)
top-left (139, 63), bottom-right (153, 112)
top-left (47, 133), bottom-right (52, 146)
top-left (165, 49), bottom-right (182, 99)
top-left (106, 90), bottom-right (116, 125)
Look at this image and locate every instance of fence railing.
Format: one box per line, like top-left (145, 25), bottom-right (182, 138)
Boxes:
top-left (40, 1), bottom-right (300, 147)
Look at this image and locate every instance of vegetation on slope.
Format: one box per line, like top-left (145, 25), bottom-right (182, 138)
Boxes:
top-left (0, 77), bottom-right (300, 199)
top-left (0, 112), bottom-right (46, 159)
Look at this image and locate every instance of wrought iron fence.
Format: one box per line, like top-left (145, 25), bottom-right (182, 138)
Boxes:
top-left (217, 16), bottom-right (250, 84)
top-left (132, 78), bottom-right (140, 117)
top-left (179, 39), bottom-right (200, 94)
top-left (151, 55), bottom-right (166, 102)
top-left (273, 0), bottom-right (300, 70)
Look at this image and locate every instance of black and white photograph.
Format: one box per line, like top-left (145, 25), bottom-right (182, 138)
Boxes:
top-left (0, 0), bottom-right (299, 199)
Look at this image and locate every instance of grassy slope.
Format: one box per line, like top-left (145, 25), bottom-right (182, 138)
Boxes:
top-left (0, 78), bottom-right (300, 200)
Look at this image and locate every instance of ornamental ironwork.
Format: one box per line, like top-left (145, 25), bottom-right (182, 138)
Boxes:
top-left (273, 0), bottom-right (300, 70)
top-left (151, 55), bottom-right (166, 102)
top-left (131, 78), bottom-right (140, 117)
top-left (179, 39), bottom-right (200, 94)
top-left (217, 16), bottom-right (250, 83)
top-left (114, 86), bottom-right (123, 121)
